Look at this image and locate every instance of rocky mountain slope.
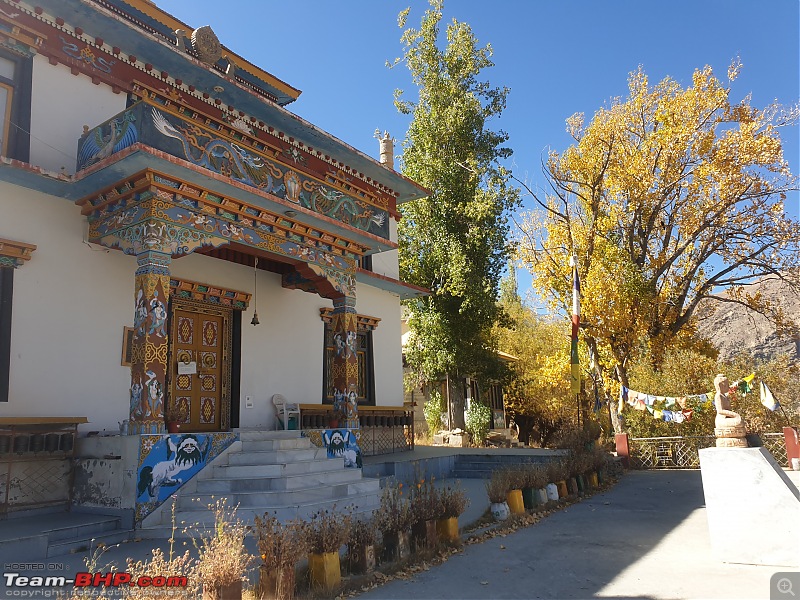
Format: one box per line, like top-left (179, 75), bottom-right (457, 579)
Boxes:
top-left (695, 277), bottom-right (800, 364)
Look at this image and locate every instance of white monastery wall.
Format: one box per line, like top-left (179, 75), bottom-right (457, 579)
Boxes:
top-left (3, 61), bottom-right (408, 432)
top-left (355, 282), bottom-right (403, 406)
top-left (370, 218), bottom-right (399, 280)
top-left (0, 181), bottom-right (132, 432)
top-left (29, 57), bottom-right (126, 174)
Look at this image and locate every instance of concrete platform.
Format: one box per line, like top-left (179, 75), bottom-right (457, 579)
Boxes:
top-left (699, 446), bottom-right (800, 567)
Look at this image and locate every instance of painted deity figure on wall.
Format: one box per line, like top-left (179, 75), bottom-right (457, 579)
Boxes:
top-left (148, 290), bottom-right (167, 337)
top-left (334, 332), bottom-right (346, 357)
top-left (333, 389), bottom-right (346, 418)
top-left (322, 428), bottom-right (362, 468)
top-left (346, 389), bottom-right (358, 420)
top-left (134, 288), bottom-right (148, 338)
top-left (130, 377), bottom-right (144, 418)
top-left (137, 434), bottom-right (210, 500)
top-left (145, 370), bottom-right (164, 418)
top-left (346, 330), bottom-right (357, 358)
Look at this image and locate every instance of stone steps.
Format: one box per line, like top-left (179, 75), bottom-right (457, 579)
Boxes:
top-left (0, 512), bottom-right (132, 562)
top-left (147, 493), bottom-right (381, 538)
top-left (452, 454), bottom-right (555, 479)
top-left (138, 430), bottom-right (380, 537)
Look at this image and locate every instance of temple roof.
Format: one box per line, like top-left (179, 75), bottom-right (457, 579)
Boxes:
top-left (31, 0), bottom-right (427, 204)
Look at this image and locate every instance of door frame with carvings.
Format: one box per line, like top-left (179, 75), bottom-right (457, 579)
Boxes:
top-left (167, 297), bottom-right (233, 432)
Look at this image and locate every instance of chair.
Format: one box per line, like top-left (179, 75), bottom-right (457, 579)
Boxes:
top-left (272, 394), bottom-right (300, 430)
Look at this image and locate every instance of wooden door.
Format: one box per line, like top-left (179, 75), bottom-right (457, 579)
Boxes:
top-left (170, 301), bottom-right (231, 432)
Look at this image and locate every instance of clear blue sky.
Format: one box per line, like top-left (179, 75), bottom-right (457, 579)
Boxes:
top-left (165, 0), bottom-right (799, 303)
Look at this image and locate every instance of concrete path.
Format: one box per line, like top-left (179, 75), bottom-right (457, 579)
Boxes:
top-left (357, 470), bottom-right (797, 600)
top-left (3, 469), bottom-right (797, 599)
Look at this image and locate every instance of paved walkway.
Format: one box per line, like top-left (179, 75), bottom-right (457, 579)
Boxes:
top-left (2, 456), bottom-right (798, 599)
top-left (358, 469), bottom-right (800, 600)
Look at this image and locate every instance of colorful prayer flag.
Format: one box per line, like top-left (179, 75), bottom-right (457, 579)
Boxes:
top-left (739, 373), bottom-right (755, 394)
top-left (760, 381), bottom-right (780, 411)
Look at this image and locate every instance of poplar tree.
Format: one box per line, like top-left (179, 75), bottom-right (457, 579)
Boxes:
top-left (516, 62), bottom-right (799, 431)
top-left (395, 0), bottom-right (519, 429)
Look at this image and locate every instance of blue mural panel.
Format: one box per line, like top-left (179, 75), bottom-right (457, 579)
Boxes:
top-left (321, 429), bottom-right (362, 469)
top-left (135, 432), bottom-right (236, 522)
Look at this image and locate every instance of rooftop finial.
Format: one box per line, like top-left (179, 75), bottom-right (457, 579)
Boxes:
top-left (376, 130), bottom-right (395, 169)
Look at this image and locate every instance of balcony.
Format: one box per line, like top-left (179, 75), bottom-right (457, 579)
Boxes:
top-left (76, 95), bottom-right (396, 254)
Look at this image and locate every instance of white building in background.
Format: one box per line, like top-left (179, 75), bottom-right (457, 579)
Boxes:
top-left (0, 0), bottom-right (425, 519)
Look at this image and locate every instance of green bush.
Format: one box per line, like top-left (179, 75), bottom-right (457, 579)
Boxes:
top-left (465, 401), bottom-right (492, 444)
top-left (423, 388), bottom-right (445, 434)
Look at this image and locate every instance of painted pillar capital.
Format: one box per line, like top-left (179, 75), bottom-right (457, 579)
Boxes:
top-left (0, 238), bottom-right (37, 268)
top-left (100, 217), bottom-right (227, 257)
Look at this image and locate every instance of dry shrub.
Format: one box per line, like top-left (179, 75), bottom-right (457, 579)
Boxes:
top-left (125, 546), bottom-right (196, 598)
top-left (485, 468), bottom-right (510, 503)
top-left (121, 500), bottom-right (198, 598)
top-left (439, 485), bottom-right (469, 518)
top-left (521, 464), bottom-right (548, 490)
top-left (409, 475), bottom-right (441, 523)
top-left (306, 505), bottom-right (352, 554)
top-left (376, 482), bottom-right (413, 533)
top-left (191, 499), bottom-right (253, 592)
top-left (348, 512), bottom-right (379, 549)
top-left (546, 459), bottom-right (568, 483)
top-left (254, 514), bottom-right (308, 600)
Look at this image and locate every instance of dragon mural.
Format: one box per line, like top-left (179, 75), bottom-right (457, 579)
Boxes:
top-left (148, 107), bottom-right (389, 238)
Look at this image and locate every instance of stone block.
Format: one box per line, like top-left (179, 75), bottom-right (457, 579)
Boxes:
top-left (448, 434), bottom-right (465, 447)
top-left (699, 446), bottom-right (800, 567)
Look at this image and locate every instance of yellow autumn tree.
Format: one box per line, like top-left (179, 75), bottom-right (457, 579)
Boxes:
top-left (516, 61), bottom-right (800, 431)
top-left (494, 274), bottom-right (606, 446)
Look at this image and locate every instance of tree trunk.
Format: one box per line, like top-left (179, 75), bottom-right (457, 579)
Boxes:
top-left (611, 362), bottom-right (629, 434)
top-left (448, 374), bottom-right (466, 430)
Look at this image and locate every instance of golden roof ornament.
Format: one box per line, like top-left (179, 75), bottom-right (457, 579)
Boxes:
top-left (191, 26), bottom-right (222, 64)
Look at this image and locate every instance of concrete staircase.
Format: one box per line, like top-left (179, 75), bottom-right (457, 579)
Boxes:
top-left (0, 511), bottom-right (132, 563)
top-left (452, 453), bottom-right (555, 479)
top-left (139, 430), bottom-right (380, 537)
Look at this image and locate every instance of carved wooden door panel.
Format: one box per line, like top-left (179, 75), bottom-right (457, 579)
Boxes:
top-left (169, 301), bottom-right (231, 432)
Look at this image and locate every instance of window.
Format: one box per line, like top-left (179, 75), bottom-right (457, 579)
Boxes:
top-left (0, 50), bottom-right (32, 161)
top-left (0, 239), bottom-right (36, 402)
top-left (0, 267), bottom-right (12, 402)
top-left (486, 384), bottom-right (504, 412)
top-left (322, 324), bottom-right (375, 406)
